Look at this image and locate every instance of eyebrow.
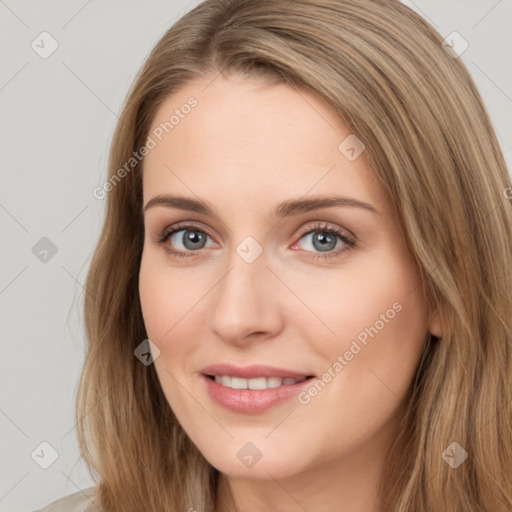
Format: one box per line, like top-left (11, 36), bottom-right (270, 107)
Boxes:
top-left (143, 194), bottom-right (380, 218)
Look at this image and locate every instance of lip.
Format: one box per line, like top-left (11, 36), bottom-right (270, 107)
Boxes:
top-left (200, 363), bottom-right (315, 414)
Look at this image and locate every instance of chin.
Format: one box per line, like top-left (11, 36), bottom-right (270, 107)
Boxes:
top-left (197, 438), bottom-right (310, 480)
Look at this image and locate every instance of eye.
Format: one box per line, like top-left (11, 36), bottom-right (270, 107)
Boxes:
top-left (156, 222), bottom-right (215, 259)
top-left (292, 222), bottom-right (356, 261)
top-left (156, 221), bottom-right (356, 261)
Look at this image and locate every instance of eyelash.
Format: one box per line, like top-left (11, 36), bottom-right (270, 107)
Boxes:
top-left (156, 221), bottom-right (356, 261)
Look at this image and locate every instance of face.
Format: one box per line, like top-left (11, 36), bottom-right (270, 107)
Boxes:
top-left (138, 74), bottom-right (442, 481)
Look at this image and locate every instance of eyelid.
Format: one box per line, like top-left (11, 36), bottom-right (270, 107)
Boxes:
top-left (156, 220), bottom-right (217, 243)
top-left (294, 221), bottom-right (356, 242)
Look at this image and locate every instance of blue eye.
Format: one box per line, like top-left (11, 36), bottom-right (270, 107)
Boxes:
top-left (293, 224), bottom-right (355, 261)
top-left (157, 223), bottom-right (215, 258)
top-left (157, 222), bottom-right (356, 261)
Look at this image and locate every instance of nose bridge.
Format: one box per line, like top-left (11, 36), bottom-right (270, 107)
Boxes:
top-left (207, 239), bottom-right (281, 342)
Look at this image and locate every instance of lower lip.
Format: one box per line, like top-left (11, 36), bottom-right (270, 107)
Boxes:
top-left (202, 375), bottom-right (314, 413)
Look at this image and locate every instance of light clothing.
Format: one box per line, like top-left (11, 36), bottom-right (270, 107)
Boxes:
top-left (34, 487), bottom-right (97, 512)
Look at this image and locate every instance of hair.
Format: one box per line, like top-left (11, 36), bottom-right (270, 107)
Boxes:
top-left (76, 0), bottom-right (512, 510)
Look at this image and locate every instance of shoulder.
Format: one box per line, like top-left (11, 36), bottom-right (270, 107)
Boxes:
top-left (33, 486), bottom-right (98, 512)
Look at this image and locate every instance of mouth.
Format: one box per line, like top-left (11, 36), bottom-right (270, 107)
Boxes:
top-left (200, 364), bottom-right (316, 413)
top-left (204, 374), bottom-right (313, 390)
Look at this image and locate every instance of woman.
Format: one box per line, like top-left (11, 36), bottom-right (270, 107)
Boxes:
top-left (37, 0), bottom-right (512, 510)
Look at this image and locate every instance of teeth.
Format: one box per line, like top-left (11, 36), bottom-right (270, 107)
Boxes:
top-left (267, 377), bottom-right (283, 388)
top-left (248, 377), bottom-right (267, 390)
top-left (231, 377), bottom-right (247, 389)
top-left (212, 375), bottom-right (307, 390)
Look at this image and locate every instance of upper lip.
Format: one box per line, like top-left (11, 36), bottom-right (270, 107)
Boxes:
top-left (201, 363), bottom-right (314, 379)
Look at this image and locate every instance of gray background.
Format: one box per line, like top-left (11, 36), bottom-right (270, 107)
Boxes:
top-left (1, 1), bottom-right (511, 510)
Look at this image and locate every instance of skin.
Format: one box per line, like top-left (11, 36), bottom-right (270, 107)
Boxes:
top-left (138, 73), bottom-right (443, 512)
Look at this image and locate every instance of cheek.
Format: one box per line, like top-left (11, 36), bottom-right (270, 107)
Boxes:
top-left (138, 252), bottom-right (213, 383)
top-left (138, 266), bottom-right (173, 341)
top-left (293, 248), bottom-right (428, 384)
top-left (138, 256), bottom-right (199, 408)
top-left (290, 258), bottom-right (428, 452)
top-left (138, 252), bottom-right (200, 340)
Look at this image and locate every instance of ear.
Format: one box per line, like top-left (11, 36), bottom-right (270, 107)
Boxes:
top-left (428, 307), bottom-right (443, 338)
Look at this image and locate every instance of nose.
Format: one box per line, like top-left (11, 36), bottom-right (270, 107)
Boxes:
top-left (207, 248), bottom-right (284, 345)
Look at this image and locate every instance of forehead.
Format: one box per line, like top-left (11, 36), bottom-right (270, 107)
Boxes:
top-left (141, 76), bottom-right (388, 216)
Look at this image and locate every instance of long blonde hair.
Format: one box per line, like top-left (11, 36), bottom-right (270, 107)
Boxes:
top-left (77, 0), bottom-right (512, 510)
